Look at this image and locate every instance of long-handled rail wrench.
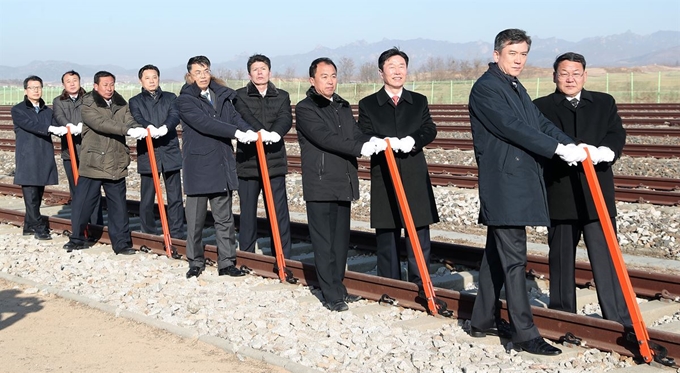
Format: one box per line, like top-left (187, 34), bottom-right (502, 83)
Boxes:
top-left (383, 139), bottom-right (451, 316)
top-left (582, 149), bottom-right (673, 366)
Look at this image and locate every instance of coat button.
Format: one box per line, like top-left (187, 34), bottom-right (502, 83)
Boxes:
top-left (515, 157), bottom-right (519, 161)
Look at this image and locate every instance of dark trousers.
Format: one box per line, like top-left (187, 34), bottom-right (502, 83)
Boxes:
top-left (238, 176), bottom-right (291, 258)
top-left (70, 176), bottom-right (131, 253)
top-left (185, 193), bottom-right (236, 270)
top-left (306, 201), bottom-right (351, 304)
top-left (548, 219), bottom-right (632, 326)
top-left (63, 160), bottom-right (103, 225)
top-left (139, 171), bottom-right (185, 238)
top-left (375, 226), bottom-right (431, 286)
top-left (22, 185), bottom-right (46, 232)
top-left (471, 226), bottom-right (540, 343)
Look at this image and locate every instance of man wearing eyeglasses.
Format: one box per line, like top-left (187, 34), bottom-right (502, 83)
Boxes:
top-left (176, 55), bottom-right (258, 279)
top-left (11, 75), bottom-right (66, 240)
top-left (533, 52), bottom-right (630, 327)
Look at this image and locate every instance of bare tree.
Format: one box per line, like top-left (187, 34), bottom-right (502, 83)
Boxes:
top-left (214, 68), bottom-right (234, 81)
top-left (337, 57), bottom-right (356, 82)
top-left (359, 62), bottom-right (378, 83)
top-left (234, 68), bottom-right (246, 80)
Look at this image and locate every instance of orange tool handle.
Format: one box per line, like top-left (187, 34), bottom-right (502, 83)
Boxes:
top-left (255, 132), bottom-right (287, 282)
top-left (146, 129), bottom-right (172, 257)
top-left (581, 149), bottom-right (653, 363)
top-left (383, 139), bottom-right (439, 314)
top-left (65, 127), bottom-right (79, 185)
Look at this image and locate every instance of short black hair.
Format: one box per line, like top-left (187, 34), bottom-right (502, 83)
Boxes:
top-left (94, 71), bottom-right (115, 84)
top-left (187, 55), bottom-right (211, 72)
top-left (247, 54), bottom-right (271, 72)
top-left (61, 70), bottom-right (80, 83)
top-left (309, 57), bottom-right (336, 78)
top-left (494, 29), bottom-right (532, 52)
top-left (23, 75), bottom-right (43, 89)
top-left (378, 47), bottom-right (409, 71)
top-left (138, 64), bottom-right (160, 79)
top-left (553, 52), bottom-right (587, 71)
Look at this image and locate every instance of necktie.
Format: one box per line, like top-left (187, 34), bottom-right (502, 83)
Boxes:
top-left (392, 95), bottom-right (399, 106)
top-left (34, 106), bottom-right (39, 113)
top-left (201, 91), bottom-right (212, 104)
top-left (570, 98), bottom-right (579, 108)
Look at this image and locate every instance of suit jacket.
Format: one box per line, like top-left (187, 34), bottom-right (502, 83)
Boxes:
top-left (11, 96), bottom-right (58, 186)
top-left (358, 88), bottom-right (439, 229)
top-left (534, 89), bottom-right (626, 220)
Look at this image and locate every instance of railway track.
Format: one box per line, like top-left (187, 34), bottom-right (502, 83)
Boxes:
top-left (0, 182), bottom-right (679, 365)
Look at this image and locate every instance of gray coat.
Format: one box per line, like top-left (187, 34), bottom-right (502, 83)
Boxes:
top-left (469, 63), bottom-right (574, 226)
top-left (79, 90), bottom-right (141, 180)
top-left (11, 97), bottom-right (58, 186)
top-left (52, 88), bottom-right (86, 160)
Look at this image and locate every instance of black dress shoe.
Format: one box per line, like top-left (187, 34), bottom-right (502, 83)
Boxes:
top-left (513, 337), bottom-right (562, 356)
top-left (327, 300), bottom-right (349, 312)
top-left (218, 265), bottom-right (245, 277)
top-left (22, 227), bottom-right (34, 236)
top-left (186, 266), bottom-right (204, 278)
top-left (63, 241), bottom-right (86, 252)
top-left (116, 248), bottom-right (136, 255)
top-left (469, 321), bottom-right (512, 338)
top-left (344, 294), bottom-right (362, 303)
top-left (34, 230), bottom-right (52, 240)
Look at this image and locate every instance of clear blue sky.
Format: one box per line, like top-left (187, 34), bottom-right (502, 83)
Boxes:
top-left (1, 0), bottom-right (678, 69)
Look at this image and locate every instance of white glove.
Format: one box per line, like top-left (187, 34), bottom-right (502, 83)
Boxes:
top-left (48, 125), bottom-right (68, 137)
top-left (156, 125), bottom-right (168, 138)
top-left (360, 142), bottom-right (377, 157)
top-left (397, 136), bottom-right (415, 153)
top-left (235, 129), bottom-right (258, 144)
top-left (385, 137), bottom-right (400, 151)
top-left (146, 125), bottom-right (159, 139)
top-left (369, 137), bottom-right (388, 153)
top-left (268, 131), bottom-right (281, 143)
top-left (76, 122), bottom-right (83, 135)
top-left (127, 127), bottom-right (147, 140)
top-left (577, 143), bottom-right (599, 164)
top-left (596, 146), bottom-right (615, 164)
top-left (66, 123), bottom-right (81, 136)
top-left (258, 129), bottom-right (275, 144)
top-left (555, 143), bottom-right (587, 166)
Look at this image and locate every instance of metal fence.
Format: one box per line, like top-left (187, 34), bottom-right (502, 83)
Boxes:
top-left (2, 71), bottom-right (678, 105)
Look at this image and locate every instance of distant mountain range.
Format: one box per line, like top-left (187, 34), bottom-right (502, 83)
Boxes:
top-left (1, 31), bottom-right (678, 83)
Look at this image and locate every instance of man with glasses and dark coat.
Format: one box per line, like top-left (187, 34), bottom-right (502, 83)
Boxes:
top-left (177, 55), bottom-right (258, 279)
top-left (11, 75), bottom-right (67, 240)
top-left (534, 52), bottom-right (630, 327)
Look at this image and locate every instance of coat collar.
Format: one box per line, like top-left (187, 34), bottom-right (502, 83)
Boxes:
top-left (23, 96), bottom-right (45, 110)
top-left (488, 63), bottom-right (521, 92)
top-left (551, 88), bottom-right (593, 109)
top-left (92, 89), bottom-right (127, 108)
top-left (305, 86), bottom-right (349, 108)
top-left (245, 81), bottom-right (278, 97)
top-left (180, 79), bottom-right (236, 101)
top-left (140, 86), bottom-right (165, 99)
top-left (376, 87), bottom-right (413, 106)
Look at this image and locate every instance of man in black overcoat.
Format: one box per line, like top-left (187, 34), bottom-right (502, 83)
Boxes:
top-left (358, 47), bottom-right (438, 287)
top-left (468, 29), bottom-right (588, 356)
top-left (11, 75), bottom-right (67, 240)
top-left (533, 52), bottom-right (630, 326)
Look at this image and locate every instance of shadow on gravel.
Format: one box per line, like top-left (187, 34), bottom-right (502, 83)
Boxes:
top-left (0, 289), bottom-right (44, 331)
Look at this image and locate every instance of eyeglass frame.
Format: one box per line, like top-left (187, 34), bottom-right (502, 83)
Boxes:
top-left (191, 69), bottom-right (211, 77)
top-left (556, 72), bottom-right (584, 80)
top-left (25, 86), bottom-right (43, 91)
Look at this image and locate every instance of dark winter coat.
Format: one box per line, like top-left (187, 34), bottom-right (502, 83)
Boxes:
top-left (52, 88), bottom-right (86, 160)
top-left (295, 87), bottom-right (370, 202)
top-left (11, 96), bottom-right (58, 186)
top-left (80, 90), bottom-right (141, 180)
top-left (358, 88), bottom-right (440, 229)
top-left (469, 63), bottom-right (575, 226)
top-left (176, 80), bottom-right (254, 195)
top-left (128, 87), bottom-right (182, 174)
top-left (534, 89), bottom-right (626, 221)
top-left (233, 81), bottom-right (292, 178)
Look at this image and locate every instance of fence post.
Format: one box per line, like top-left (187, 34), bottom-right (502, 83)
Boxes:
top-left (297, 81), bottom-right (301, 103)
top-left (630, 72), bottom-right (634, 103)
top-left (606, 73), bottom-right (609, 94)
top-left (430, 80), bottom-right (434, 103)
top-left (450, 80), bottom-right (453, 104)
top-left (536, 77), bottom-right (540, 98)
top-left (657, 71), bottom-right (661, 104)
